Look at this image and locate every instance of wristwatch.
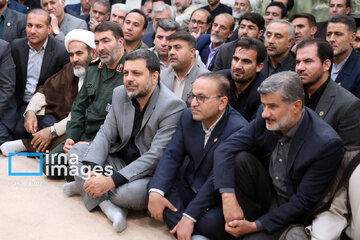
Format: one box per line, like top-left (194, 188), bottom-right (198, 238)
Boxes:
top-left (50, 126), bottom-right (58, 138)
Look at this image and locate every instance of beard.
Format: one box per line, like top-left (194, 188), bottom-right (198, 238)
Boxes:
top-left (73, 67), bottom-right (87, 77)
top-left (126, 77), bottom-right (153, 99)
top-left (210, 34), bottom-right (227, 44)
top-left (265, 109), bottom-right (295, 132)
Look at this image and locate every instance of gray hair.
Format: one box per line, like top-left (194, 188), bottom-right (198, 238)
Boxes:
top-left (152, 4), bottom-right (175, 20)
top-left (155, 18), bottom-right (180, 33)
top-left (111, 3), bottom-right (128, 15)
top-left (91, 0), bottom-right (110, 13)
top-left (258, 71), bottom-right (304, 107)
top-left (268, 19), bottom-right (295, 39)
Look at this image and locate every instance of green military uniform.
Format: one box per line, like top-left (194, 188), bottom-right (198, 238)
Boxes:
top-left (45, 55), bottom-right (126, 180)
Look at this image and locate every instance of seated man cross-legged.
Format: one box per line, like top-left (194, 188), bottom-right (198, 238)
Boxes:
top-left (214, 71), bottom-right (344, 239)
top-left (148, 73), bottom-right (248, 240)
top-left (62, 49), bottom-right (185, 232)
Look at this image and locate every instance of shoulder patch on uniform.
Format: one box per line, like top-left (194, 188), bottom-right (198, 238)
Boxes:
top-left (116, 63), bottom-right (123, 73)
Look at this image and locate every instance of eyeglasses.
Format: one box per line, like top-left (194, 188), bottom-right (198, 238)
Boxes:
top-left (190, 19), bottom-right (206, 25)
top-left (188, 93), bottom-right (222, 103)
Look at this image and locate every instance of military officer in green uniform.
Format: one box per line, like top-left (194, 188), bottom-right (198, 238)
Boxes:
top-left (44, 21), bottom-right (127, 180)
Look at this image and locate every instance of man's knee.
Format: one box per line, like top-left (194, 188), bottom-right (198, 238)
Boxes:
top-left (234, 151), bottom-right (259, 173)
top-left (109, 178), bottom-right (150, 210)
top-left (195, 207), bottom-right (227, 240)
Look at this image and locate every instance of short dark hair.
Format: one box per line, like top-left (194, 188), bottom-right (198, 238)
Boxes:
top-left (125, 49), bottom-right (160, 76)
top-left (190, 8), bottom-right (211, 24)
top-left (94, 21), bottom-right (124, 39)
top-left (28, 8), bottom-right (51, 26)
top-left (235, 37), bottom-right (267, 65)
top-left (329, 15), bottom-right (356, 33)
top-left (167, 31), bottom-right (196, 49)
top-left (272, 0), bottom-right (294, 11)
top-left (153, 0), bottom-right (172, 5)
top-left (197, 72), bottom-right (230, 97)
top-left (329, 0), bottom-right (351, 8)
top-left (155, 18), bottom-right (180, 33)
top-left (296, 38), bottom-right (333, 72)
top-left (289, 13), bottom-right (317, 27)
top-left (266, 2), bottom-right (287, 19)
top-left (91, 0), bottom-right (110, 13)
top-left (125, 9), bottom-right (148, 30)
top-left (239, 12), bottom-right (265, 31)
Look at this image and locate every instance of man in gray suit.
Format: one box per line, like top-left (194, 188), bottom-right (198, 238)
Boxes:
top-left (41, 0), bottom-right (87, 42)
top-left (295, 38), bottom-right (360, 147)
top-left (160, 31), bottom-right (209, 106)
top-left (0, 0), bottom-right (26, 43)
top-left (62, 49), bottom-right (186, 233)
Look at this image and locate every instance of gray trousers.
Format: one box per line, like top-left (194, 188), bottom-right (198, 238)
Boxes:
top-left (68, 144), bottom-right (150, 211)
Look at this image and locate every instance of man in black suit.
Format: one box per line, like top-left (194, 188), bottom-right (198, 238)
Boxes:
top-left (11, 9), bottom-right (68, 139)
top-left (0, 0), bottom-right (26, 42)
top-left (228, 38), bottom-right (267, 122)
top-left (214, 71), bottom-right (343, 239)
top-left (261, 19), bottom-right (295, 78)
top-left (296, 38), bottom-right (360, 146)
top-left (315, 0), bottom-right (351, 39)
top-left (0, 39), bottom-right (17, 145)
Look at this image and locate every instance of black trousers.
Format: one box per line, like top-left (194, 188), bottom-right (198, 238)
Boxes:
top-left (234, 151), bottom-right (285, 240)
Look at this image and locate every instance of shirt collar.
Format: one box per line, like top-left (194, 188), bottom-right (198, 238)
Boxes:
top-left (1, 8), bottom-right (7, 18)
top-left (28, 37), bottom-right (49, 52)
top-left (202, 109), bottom-right (225, 133)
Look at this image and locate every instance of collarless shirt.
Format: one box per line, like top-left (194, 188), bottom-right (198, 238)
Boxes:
top-left (331, 53), bottom-right (351, 81)
top-left (24, 38), bottom-right (48, 102)
top-left (269, 111), bottom-right (305, 200)
top-left (266, 52), bottom-right (293, 76)
top-left (206, 42), bottom-right (221, 68)
top-left (305, 78), bottom-right (330, 111)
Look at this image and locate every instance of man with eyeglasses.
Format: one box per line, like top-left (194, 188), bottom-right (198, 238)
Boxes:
top-left (188, 8), bottom-right (211, 38)
top-left (214, 12), bottom-right (264, 71)
top-left (148, 72), bottom-right (248, 240)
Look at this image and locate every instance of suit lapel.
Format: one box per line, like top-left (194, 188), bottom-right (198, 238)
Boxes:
top-left (121, 100), bottom-right (135, 145)
top-left (286, 111), bottom-right (308, 173)
top-left (181, 63), bottom-right (198, 103)
top-left (140, 85), bottom-right (160, 131)
top-left (39, 37), bottom-right (54, 82)
top-left (315, 80), bottom-right (336, 119)
top-left (194, 107), bottom-right (229, 172)
top-left (335, 50), bottom-right (354, 84)
top-left (2, 10), bottom-right (13, 39)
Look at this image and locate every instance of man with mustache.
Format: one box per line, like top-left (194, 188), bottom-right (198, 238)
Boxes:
top-left (260, 19), bottom-right (295, 78)
top-left (62, 49), bottom-right (185, 233)
top-left (149, 18), bottom-right (180, 70)
top-left (228, 38), bottom-right (267, 122)
top-left (214, 12), bottom-right (264, 71)
top-left (43, 22), bottom-right (126, 180)
top-left (326, 15), bottom-right (360, 98)
top-left (148, 73), bottom-right (248, 240)
top-left (196, 13), bottom-right (234, 71)
top-left (1, 29), bottom-right (96, 155)
top-left (214, 71), bottom-right (343, 239)
top-left (160, 31), bottom-right (209, 106)
top-left (289, 13), bottom-right (317, 52)
top-left (41, 0), bottom-right (87, 42)
top-left (9, 9), bottom-right (69, 143)
top-left (353, 26), bottom-right (360, 55)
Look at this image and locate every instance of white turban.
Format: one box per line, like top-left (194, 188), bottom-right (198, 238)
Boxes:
top-left (64, 29), bottom-right (96, 52)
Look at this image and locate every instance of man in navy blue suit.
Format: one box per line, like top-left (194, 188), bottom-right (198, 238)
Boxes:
top-left (214, 71), bottom-right (344, 239)
top-left (148, 72), bottom-right (248, 240)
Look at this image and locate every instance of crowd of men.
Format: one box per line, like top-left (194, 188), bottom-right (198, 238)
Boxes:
top-left (1, 0), bottom-right (360, 239)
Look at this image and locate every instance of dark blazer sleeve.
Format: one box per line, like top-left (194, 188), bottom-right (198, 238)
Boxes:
top-left (148, 110), bottom-right (188, 192)
top-left (258, 134), bottom-right (343, 233)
